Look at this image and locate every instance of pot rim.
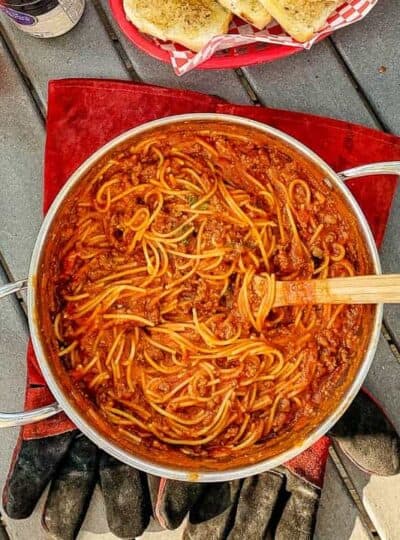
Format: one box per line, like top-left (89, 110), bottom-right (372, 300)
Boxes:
top-left (27, 113), bottom-right (383, 482)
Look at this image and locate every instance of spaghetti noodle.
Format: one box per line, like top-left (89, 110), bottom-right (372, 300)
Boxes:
top-left (41, 121), bottom-right (372, 463)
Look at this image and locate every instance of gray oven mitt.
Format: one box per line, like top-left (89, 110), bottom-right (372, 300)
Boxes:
top-left (330, 389), bottom-right (400, 475)
top-left (3, 435), bottom-right (151, 539)
top-left (2, 389), bottom-right (399, 539)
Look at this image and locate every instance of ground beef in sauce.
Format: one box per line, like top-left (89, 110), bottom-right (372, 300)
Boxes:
top-left (41, 122), bottom-right (373, 467)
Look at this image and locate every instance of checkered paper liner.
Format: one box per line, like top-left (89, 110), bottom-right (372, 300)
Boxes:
top-left (148, 0), bottom-right (377, 75)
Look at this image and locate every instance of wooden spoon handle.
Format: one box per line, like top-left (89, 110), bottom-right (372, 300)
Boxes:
top-left (274, 274), bottom-right (400, 307)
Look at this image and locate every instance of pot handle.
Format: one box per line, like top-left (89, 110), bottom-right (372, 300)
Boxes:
top-left (338, 161), bottom-right (400, 181)
top-left (0, 279), bottom-right (62, 428)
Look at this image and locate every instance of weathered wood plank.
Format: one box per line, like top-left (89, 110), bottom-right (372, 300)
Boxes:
top-left (0, 39), bottom-right (44, 281)
top-left (364, 335), bottom-right (400, 436)
top-left (243, 40), bottom-right (377, 127)
top-left (380, 184), bottom-right (400, 350)
top-left (331, 0), bottom-right (400, 134)
top-left (315, 457), bottom-right (373, 540)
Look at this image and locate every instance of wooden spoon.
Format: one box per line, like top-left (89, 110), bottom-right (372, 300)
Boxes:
top-left (252, 274), bottom-right (400, 308)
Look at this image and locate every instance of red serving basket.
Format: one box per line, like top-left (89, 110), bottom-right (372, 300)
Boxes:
top-left (109, 0), bottom-right (314, 70)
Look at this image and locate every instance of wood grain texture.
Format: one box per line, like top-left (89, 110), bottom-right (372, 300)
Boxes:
top-left (0, 39), bottom-right (44, 281)
top-left (274, 274), bottom-right (400, 307)
top-left (242, 40), bottom-right (377, 127)
top-left (331, 0), bottom-right (400, 134)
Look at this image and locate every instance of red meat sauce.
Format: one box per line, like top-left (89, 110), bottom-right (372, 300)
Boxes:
top-left (37, 122), bottom-right (375, 469)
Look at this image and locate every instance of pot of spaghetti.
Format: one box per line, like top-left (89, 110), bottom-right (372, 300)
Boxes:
top-left (1, 114), bottom-right (399, 482)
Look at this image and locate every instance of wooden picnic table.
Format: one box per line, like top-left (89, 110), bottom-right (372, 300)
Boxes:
top-left (0, 1), bottom-right (399, 538)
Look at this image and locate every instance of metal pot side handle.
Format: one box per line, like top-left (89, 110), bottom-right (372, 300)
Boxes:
top-left (339, 161), bottom-right (400, 181)
top-left (0, 278), bottom-right (62, 428)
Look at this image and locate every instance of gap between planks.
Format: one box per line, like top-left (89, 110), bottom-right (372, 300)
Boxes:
top-left (381, 322), bottom-right (400, 364)
top-left (0, 25), bottom-right (45, 120)
top-left (91, 0), bottom-right (141, 81)
top-left (328, 38), bottom-right (388, 133)
top-left (330, 444), bottom-right (380, 538)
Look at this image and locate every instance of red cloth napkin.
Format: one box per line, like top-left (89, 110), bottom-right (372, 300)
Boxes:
top-left (24, 79), bottom-right (400, 485)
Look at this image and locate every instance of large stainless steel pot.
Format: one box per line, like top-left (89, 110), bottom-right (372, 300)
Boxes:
top-left (1, 114), bottom-right (399, 482)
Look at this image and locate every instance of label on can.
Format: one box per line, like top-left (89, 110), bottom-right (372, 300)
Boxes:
top-left (1, 0), bottom-right (85, 37)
